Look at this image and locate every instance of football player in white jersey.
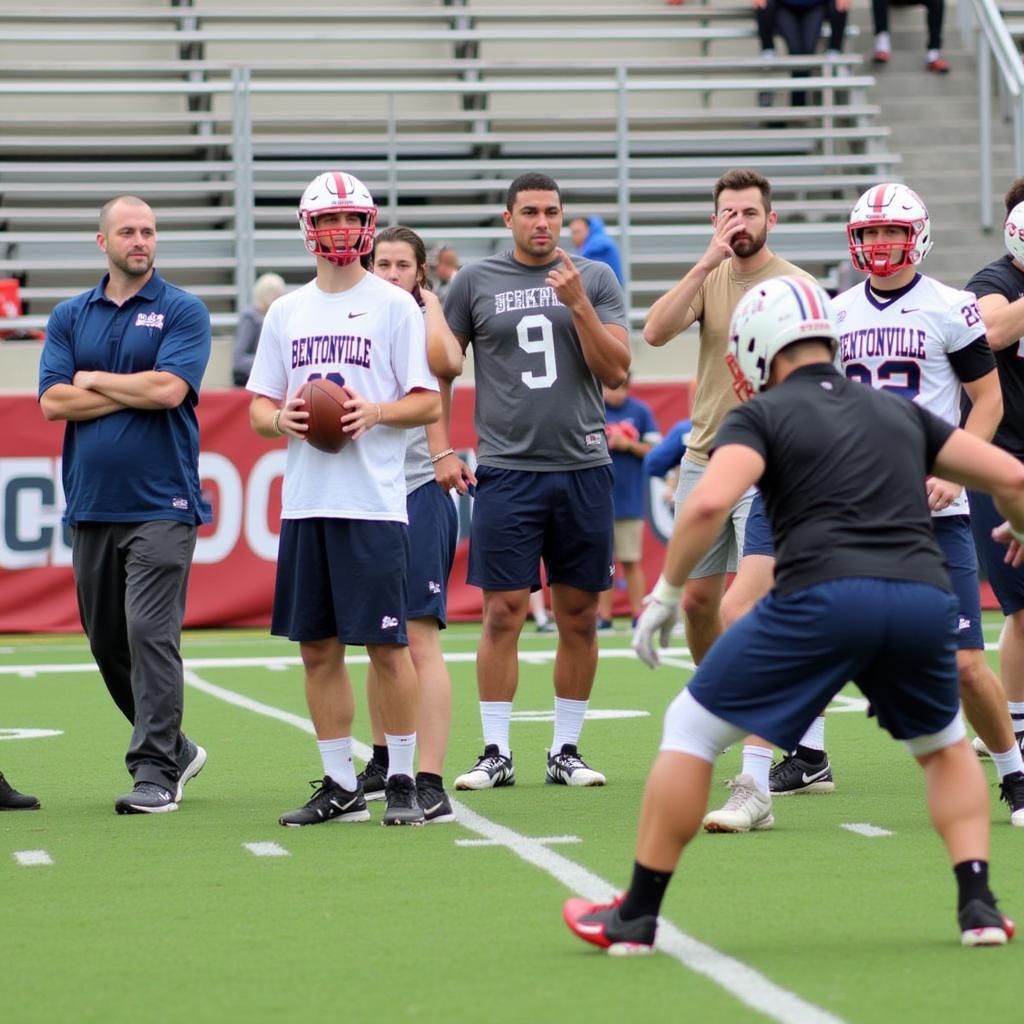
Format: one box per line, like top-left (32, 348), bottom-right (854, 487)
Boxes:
top-left (247, 172), bottom-right (441, 828)
top-left (826, 184), bottom-right (1024, 822)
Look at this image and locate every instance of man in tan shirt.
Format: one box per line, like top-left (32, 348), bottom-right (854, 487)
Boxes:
top-left (643, 168), bottom-right (813, 663)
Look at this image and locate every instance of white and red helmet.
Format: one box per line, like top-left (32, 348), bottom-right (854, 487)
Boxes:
top-left (847, 183), bottom-right (932, 277)
top-left (1005, 200), bottom-right (1024, 264)
top-left (298, 171), bottom-right (377, 266)
top-left (726, 275), bottom-right (837, 399)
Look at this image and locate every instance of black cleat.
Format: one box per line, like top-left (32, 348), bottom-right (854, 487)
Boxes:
top-left (382, 773), bottom-right (425, 826)
top-left (454, 745), bottom-right (515, 790)
top-left (115, 781), bottom-right (178, 815)
top-left (357, 757), bottom-right (388, 802)
top-left (769, 752), bottom-right (835, 795)
top-left (416, 774), bottom-right (455, 824)
top-left (959, 898), bottom-right (1016, 947)
top-left (563, 896), bottom-right (657, 954)
top-left (0, 772), bottom-right (40, 811)
top-left (278, 776), bottom-right (370, 827)
top-left (999, 771), bottom-right (1024, 827)
top-left (545, 744), bottom-right (606, 787)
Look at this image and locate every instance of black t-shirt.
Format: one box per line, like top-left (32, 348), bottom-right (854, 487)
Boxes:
top-left (964, 255), bottom-right (1024, 459)
top-left (713, 363), bottom-right (954, 596)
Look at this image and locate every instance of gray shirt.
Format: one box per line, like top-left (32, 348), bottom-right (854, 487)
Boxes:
top-left (444, 250), bottom-right (627, 471)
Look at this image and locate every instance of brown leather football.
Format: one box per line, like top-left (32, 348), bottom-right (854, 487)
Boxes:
top-left (298, 378), bottom-right (354, 454)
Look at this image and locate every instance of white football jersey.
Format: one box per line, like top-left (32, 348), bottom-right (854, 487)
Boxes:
top-left (833, 274), bottom-right (985, 518)
top-left (247, 273), bottom-right (437, 522)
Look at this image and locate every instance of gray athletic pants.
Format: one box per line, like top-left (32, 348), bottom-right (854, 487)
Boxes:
top-left (72, 520), bottom-right (197, 791)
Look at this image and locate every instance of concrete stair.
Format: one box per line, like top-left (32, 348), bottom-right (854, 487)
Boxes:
top-left (847, 0), bottom-right (1017, 286)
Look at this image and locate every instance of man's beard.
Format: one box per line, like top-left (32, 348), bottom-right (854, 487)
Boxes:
top-left (111, 251), bottom-right (154, 277)
top-left (731, 228), bottom-right (767, 259)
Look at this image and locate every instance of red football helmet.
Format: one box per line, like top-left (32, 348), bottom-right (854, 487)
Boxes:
top-left (298, 171), bottom-right (377, 266)
top-left (847, 183), bottom-right (932, 277)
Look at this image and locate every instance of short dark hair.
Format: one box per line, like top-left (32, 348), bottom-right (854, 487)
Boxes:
top-left (1006, 177), bottom-right (1024, 215)
top-left (713, 169), bottom-right (772, 215)
top-left (98, 194), bottom-right (152, 233)
top-left (506, 173), bottom-right (561, 212)
top-left (371, 224), bottom-right (428, 288)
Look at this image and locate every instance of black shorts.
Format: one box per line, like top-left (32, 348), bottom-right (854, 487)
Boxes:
top-left (406, 480), bottom-right (459, 626)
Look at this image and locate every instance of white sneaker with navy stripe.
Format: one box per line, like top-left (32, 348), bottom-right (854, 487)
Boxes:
top-left (545, 744), bottom-right (606, 787)
top-left (454, 745), bottom-right (515, 790)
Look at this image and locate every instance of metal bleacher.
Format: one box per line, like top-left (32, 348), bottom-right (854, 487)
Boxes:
top-left (0, 0), bottom-right (892, 347)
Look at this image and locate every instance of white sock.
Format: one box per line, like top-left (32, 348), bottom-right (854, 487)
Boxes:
top-left (385, 732), bottom-right (416, 780)
top-left (535, 608), bottom-right (549, 628)
top-left (991, 743), bottom-right (1024, 780)
top-left (317, 736), bottom-right (357, 791)
top-left (742, 744), bottom-right (774, 795)
top-left (761, 48), bottom-right (776, 59)
top-left (926, 48), bottom-right (941, 63)
top-left (1008, 701), bottom-right (1024, 732)
top-left (552, 696), bottom-right (589, 754)
top-left (799, 716), bottom-right (827, 751)
top-left (875, 31), bottom-right (891, 51)
top-left (480, 701), bottom-right (513, 757)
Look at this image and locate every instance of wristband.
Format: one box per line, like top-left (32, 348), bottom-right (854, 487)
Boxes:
top-left (272, 409), bottom-right (283, 436)
top-left (651, 574), bottom-right (683, 606)
top-left (430, 448), bottom-right (455, 464)
top-left (375, 403), bottom-right (383, 425)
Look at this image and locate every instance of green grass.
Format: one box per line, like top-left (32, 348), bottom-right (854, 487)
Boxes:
top-left (1, 617), bottom-right (1019, 1023)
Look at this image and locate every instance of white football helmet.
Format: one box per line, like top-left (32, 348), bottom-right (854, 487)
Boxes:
top-left (726, 276), bottom-right (838, 399)
top-left (1005, 201), bottom-right (1024, 264)
top-left (298, 171), bottom-right (377, 266)
top-left (847, 183), bottom-right (932, 277)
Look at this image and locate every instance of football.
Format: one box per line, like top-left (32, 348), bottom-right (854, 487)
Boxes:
top-left (298, 378), bottom-right (354, 454)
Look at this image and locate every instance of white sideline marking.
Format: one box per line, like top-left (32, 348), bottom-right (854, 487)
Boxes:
top-left (14, 850), bottom-right (53, 867)
top-left (840, 823), bottom-right (893, 838)
top-left (181, 668), bottom-right (846, 1024)
top-left (244, 841), bottom-right (290, 858)
top-left (456, 835), bottom-right (582, 847)
top-left (0, 728), bottom-right (64, 741)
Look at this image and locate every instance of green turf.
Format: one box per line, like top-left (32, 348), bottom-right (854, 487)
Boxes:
top-left (0, 618), bottom-right (1019, 1023)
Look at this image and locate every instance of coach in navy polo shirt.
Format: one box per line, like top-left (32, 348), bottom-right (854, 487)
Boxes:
top-left (39, 194), bottom-right (211, 815)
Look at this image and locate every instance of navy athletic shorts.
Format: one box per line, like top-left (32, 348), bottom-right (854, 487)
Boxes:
top-left (688, 577), bottom-right (960, 751)
top-left (272, 517), bottom-right (409, 646)
top-left (406, 480), bottom-right (459, 626)
top-left (932, 515), bottom-right (984, 650)
top-left (742, 490), bottom-right (775, 558)
top-left (468, 464), bottom-right (615, 593)
top-left (968, 488), bottom-right (1024, 616)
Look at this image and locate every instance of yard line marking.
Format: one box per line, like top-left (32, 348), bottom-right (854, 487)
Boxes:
top-left (182, 668), bottom-right (846, 1024)
top-left (840, 823), bottom-right (893, 838)
top-left (456, 835), bottom-right (582, 847)
top-left (14, 850), bottom-right (53, 867)
top-left (0, 728), bottom-right (64, 741)
top-left (243, 841), bottom-right (290, 858)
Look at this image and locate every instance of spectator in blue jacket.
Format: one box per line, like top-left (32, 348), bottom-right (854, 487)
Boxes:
top-left (569, 216), bottom-right (624, 285)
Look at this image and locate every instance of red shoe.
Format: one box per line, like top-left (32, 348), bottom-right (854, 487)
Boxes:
top-left (563, 895), bottom-right (657, 955)
top-left (927, 57), bottom-right (950, 73)
top-left (959, 899), bottom-right (1015, 947)
top-left (873, 49), bottom-right (890, 64)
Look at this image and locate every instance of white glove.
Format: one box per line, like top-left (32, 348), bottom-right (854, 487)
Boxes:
top-left (632, 576), bottom-right (682, 668)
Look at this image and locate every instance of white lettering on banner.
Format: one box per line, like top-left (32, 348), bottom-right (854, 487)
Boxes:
top-left (244, 450), bottom-right (285, 562)
top-left (0, 457), bottom-right (72, 569)
top-left (193, 452), bottom-right (243, 565)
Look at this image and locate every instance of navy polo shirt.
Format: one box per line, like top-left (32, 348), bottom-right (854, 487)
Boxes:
top-left (604, 394), bottom-right (660, 519)
top-left (39, 269), bottom-right (213, 526)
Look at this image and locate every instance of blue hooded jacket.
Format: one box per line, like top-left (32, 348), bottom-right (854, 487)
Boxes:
top-left (580, 216), bottom-right (624, 284)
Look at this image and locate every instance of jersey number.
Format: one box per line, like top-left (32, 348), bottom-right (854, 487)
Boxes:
top-left (517, 314), bottom-right (558, 390)
top-left (844, 360), bottom-right (921, 400)
top-left (306, 371), bottom-right (346, 387)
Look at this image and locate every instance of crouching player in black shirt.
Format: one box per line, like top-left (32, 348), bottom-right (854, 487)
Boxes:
top-left (565, 276), bottom-right (1024, 953)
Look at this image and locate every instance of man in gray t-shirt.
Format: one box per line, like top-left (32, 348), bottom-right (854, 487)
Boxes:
top-left (443, 172), bottom-right (630, 791)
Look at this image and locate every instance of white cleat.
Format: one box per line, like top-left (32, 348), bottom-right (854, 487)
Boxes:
top-left (702, 774), bottom-right (774, 833)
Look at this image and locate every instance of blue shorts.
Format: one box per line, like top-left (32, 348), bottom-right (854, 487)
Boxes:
top-left (932, 515), bottom-right (984, 649)
top-left (742, 491), bottom-right (775, 558)
top-left (688, 578), bottom-right (960, 751)
top-left (272, 518), bottom-right (409, 646)
top-left (968, 488), bottom-right (1024, 615)
top-left (407, 480), bottom-right (459, 626)
top-left (468, 464), bottom-right (614, 593)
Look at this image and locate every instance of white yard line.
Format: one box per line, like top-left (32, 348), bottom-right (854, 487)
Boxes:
top-left (840, 823), bottom-right (894, 838)
top-left (14, 850), bottom-right (53, 867)
top-left (243, 841), bottom-right (290, 858)
top-left (180, 667), bottom-right (846, 1024)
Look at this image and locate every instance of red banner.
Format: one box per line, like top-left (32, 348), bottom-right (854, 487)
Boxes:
top-left (0, 382), bottom-right (695, 632)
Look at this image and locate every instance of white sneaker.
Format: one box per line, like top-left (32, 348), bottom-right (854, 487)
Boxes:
top-left (702, 774), bottom-right (774, 833)
top-left (972, 735), bottom-right (991, 758)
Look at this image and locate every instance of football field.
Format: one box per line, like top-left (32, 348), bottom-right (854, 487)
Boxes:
top-left (1, 616), bottom-right (1019, 1024)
